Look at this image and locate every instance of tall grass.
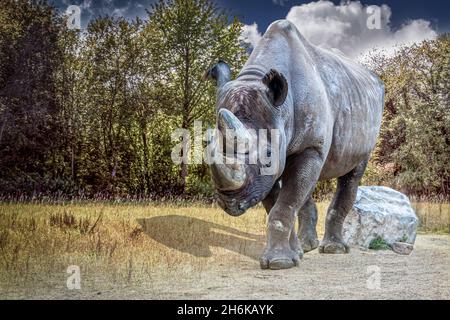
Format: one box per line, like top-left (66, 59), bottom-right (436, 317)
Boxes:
top-left (413, 202), bottom-right (450, 234)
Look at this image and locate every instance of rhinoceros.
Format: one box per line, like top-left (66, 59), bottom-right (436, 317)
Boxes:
top-left (205, 20), bottom-right (384, 270)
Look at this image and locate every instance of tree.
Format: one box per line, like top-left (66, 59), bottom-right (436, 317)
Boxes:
top-left (55, 21), bottom-right (84, 193)
top-left (81, 17), bottom-right (144, 195)
top-left (0, 0), bottom-right (64, 195)
top-left (364, 36), bottom-right (450, 197)
top-left (0, 0), bottom-right (248, 198)
top-left (146, 0), bottom-right (247, 193)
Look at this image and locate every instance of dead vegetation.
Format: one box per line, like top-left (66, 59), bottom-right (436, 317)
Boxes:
top-left (0, 201), bottom-right (448, 298)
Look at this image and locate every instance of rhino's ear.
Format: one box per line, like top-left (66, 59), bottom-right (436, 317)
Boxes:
top-left (203, 60), bottom-right (231, 88)
top-left (262, 69), bottom-right (288, 107)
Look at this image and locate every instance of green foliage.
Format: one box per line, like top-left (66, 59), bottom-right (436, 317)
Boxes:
top-left (0, 0), bottom-right (64, 194)
top-left (364, 36), bottom-right (450, 198)
top-left (0, 0), bottom-right (247, 198)
top-left (0, 0), bottom-right (448, 200)
top-left (313, 179), bottom-right (336, 200)
top-left (369, 237), bottom-right (391, 250)
top-left (145, 0), bottom-right (247, 192)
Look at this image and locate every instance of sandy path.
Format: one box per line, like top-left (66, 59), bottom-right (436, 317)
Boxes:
top-left (7, 234), bottom-right (448, 300)
top-left (149, 234), bottom-right (450, 300)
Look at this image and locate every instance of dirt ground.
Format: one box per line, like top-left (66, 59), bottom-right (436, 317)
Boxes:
top-left (4, 234), bottom-right (449, 300)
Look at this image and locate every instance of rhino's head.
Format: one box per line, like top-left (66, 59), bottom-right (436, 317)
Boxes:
top-left (205, 61), bottom-right (289, 216)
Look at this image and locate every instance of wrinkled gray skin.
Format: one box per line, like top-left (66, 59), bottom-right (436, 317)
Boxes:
top-left (205, 20), bottom-right (384, 270)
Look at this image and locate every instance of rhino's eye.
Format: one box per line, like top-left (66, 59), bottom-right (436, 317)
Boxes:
top-left (260, 149), bottom-right (273, 168)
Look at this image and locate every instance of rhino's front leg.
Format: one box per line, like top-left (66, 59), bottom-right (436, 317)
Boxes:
top-left (260, 149), bottom-right (324, 270)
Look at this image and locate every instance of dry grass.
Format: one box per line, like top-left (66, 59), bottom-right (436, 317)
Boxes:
top-left (412, 202), bottom-right (450, 234)
top-left (0, 202), bottom-right (270, 295)
top-left (0, 201), bottom-right (448, 298)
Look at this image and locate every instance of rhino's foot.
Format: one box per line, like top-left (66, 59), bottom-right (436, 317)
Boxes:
top-left (260, 247), bottom-right (301, 270)
top-left (300, 235), bottom-right (320, 253)
top-left (318, 239), bottom-right (350, 254)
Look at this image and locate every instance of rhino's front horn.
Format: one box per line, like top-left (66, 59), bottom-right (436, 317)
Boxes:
top-left (217, 109), bottom-right (253, 152)
top-left (209, 109), bottom-right (251, 191)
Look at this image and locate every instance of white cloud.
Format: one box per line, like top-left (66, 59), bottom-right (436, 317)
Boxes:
top-left (243, 1), bottom-right (437, 59)
top-left (239, 23), bottom-right (263, 51)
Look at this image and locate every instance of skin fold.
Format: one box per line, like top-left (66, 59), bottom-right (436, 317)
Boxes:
top-left (205, 20), bottom-right (384, 270)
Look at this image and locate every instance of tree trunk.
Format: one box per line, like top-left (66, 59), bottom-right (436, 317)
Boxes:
top-left (179, 119), bottom-right (189, 194)
top-left (179, 45), bottom-right (191, 194)
top-left (0, 118), bottom-right (6, 144)
top-left (141, 125), bottom-right (151, 194)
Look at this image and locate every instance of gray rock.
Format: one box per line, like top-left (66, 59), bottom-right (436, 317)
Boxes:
top-left (343, 186), bottom-right (419, 250)
top-left (391, 242), bottom-right (414, 255)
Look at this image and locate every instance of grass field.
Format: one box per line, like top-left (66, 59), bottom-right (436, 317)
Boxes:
top-left (0, 201), bottom-right (448, 299)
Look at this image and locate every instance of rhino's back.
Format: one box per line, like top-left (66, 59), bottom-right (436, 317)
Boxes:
top-left (241, 20), bottom-right (384, 179)
top-left (313, 47), bottom-right (384, 179)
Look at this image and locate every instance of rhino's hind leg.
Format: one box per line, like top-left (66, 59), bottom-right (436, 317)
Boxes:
top-left (298, 196), bottom-right (320, 253)
top-left (290, 223), bottom-right (304, 258)
top-left (319, 159), bottom-right (368, 254)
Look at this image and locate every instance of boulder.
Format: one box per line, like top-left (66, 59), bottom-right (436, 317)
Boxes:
top-left (391, 242), bottom-right (414, 255)
top-left (343, 186), bottom-right (419, 251)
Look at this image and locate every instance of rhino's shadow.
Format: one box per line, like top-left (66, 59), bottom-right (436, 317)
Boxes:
top-left (137, 215), bottom-right (265, 261)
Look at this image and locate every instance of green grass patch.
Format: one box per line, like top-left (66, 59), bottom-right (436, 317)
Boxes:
top-left (369, 237), bottom-right (391, 250)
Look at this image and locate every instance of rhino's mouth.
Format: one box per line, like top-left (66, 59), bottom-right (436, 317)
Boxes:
top-left (215, 192), bottom-right (260, 217)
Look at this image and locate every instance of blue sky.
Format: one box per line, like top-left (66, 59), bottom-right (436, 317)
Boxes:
top-left (218, 0), bottom-right (449, 33)
top-left (54, 0), bottom-right (449, 59)
top-left (54, 0), bottom-right (449, 32)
